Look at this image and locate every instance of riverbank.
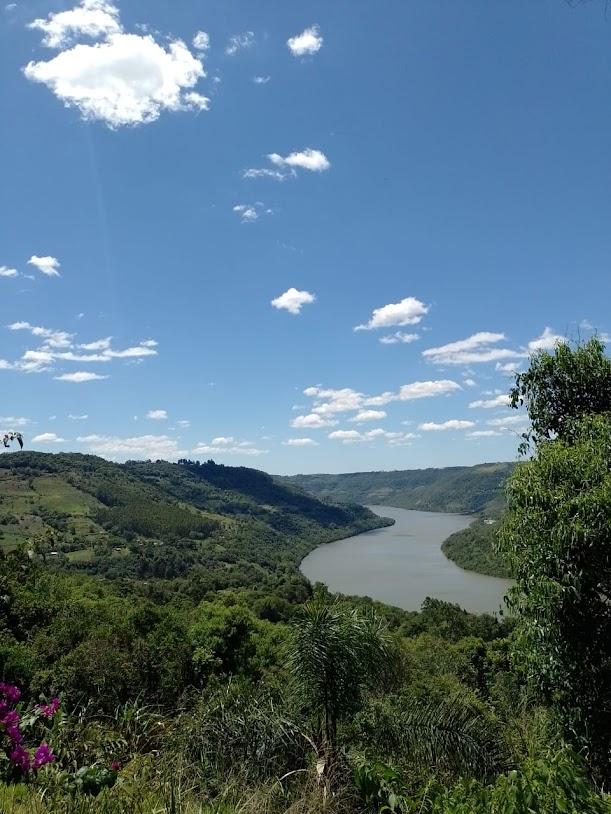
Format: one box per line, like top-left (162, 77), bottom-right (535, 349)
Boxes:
top-left (300, 505), bottom-right (512, 614)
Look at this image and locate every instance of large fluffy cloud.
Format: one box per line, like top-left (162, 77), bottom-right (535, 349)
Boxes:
top-left (528, 327), bottom-right (565, 352)
top-left (28, 0), bottom-right (121, 48)
top-left (24, 2), bottom-right (209, 128)
top-left (27, 255), bottom-right (61, 277)
top-left (355, 297), bottom-right (428, 331)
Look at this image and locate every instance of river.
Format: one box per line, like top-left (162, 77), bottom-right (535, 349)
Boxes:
top-left (300, 505), bottom-right (513, 615)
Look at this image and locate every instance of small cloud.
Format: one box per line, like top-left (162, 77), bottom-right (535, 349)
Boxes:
top-left (176, 419), bottom-right (190, 428)
top-left (528, 327), bottom-right (566, 352)
top-left (271, 287), bottom-right (315, 315)
top-left (287, 25), bottom-right (323, 57)
top-left (355, 297), bottom-right (428, 331)
top-left (225, 31), bottom-right (254, 56)
top-left (78, 433), bottom-right (186, 460)
top-left (232, 202), bottom-right (271, 223)
top-left (146, 409), bottom-right (168, 420)
top-left (268, 148), bottom-right (330, 172)
top-left (349, 409), bottom-right (387, 423)
top-left (328, 429), bottom-right (364, 444)
top-left (0, 265), bottom-right (19, 278)
top-left (68, 413), bottom-right (88, 420)
top-left (282, 437), bottom-right (319, 446)
top-left (192, 30), bottom-right (210, 52)
top-left (463, 378), bottom-right (476, 387)
top-left (418, 420), bottom-right (476, 432)
top-left (54, 371), bottom-right (108, 382)
top-left (252, 75), bottom-right (270, 84)
top-left (0, 416), bottom-right (30, 428)
top-left (32, 432), bottom-right (65, 443)
top-left (28, 255), bottom-right (61, 277)
top-left (291, 413), bottom-right (337, 429)
top-left (379, 331), bottom-right (420, 345)
top-left (468, 395), bottom-right (511, 409)
top-left (423, 332), bottom-right (524, 365)
top-left (466, 430), bottom-right (502, 439)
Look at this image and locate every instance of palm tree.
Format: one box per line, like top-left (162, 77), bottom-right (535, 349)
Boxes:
top-left (287, 597), bottom-right (391, 763)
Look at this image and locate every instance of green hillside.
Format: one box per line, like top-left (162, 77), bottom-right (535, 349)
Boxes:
top-left (0, 452), bottom-right (387, 588)
top-left (282, 461), bottom-right (514, 515)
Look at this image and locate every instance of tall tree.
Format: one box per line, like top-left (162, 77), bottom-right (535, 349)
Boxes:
top-left (501, 339), bottom-right (611, 780)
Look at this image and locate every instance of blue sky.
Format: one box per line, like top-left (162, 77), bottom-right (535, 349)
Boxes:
top-left (1, 0), bottom-right (610, 474)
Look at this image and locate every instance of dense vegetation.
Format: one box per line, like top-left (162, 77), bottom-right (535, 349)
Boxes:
top-left (0, 453), bottom-right (386, 591)
top-left (0, 338), bottom-right (609, 812)
top-left (441, 520), bottom-right (512, 579)
top-left (282, 462), bottom-right (514, 515)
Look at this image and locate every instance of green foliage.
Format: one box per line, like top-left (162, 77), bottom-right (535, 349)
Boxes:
top-left (441, 520), bottom-right (512, 578)
top-left (283, 462), bottom-right (514, 515)
top-left (510, 336), bottom-right (611, 450)
top-left (287, 598), bottom-right (391, 754)
top-left (498, 414), bottom-right (611, 778)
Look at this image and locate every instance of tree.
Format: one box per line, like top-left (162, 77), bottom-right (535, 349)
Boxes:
top-left (498, 415), bottom-right (611, 780)
top-left (510, 337), bottom-right (611, 450)
top-left (286, 597), bottom-right (391, 762)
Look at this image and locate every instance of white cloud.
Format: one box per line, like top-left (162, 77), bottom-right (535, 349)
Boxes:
top-left (355, 297), bottom-right (428, 331)
top-left (466, 430), bottom-right (502, 439)
top-left (28, 255), bottom-right (61, 277)
top-left (28, 0), bottom-right (121, 49)
top-left (271, 287), bottom-right (315, 315)
top-left (468, 394), bottom-right (511, 409)
top-left (232, 202), bottom-right (271, 223)
top-left (349, 409), bottom-right (387, 423)
top-left (32, 432), bottom-right (65, 443)
top-left (9, 322), bottom-right (73, 348)
top-left (192, 437), bottom-right (267, 456)
top-left (0, 416), bottom-right (30, 428)
top-left (245, 149), bottom-right (330, 181)
top-left (103, 344), bottom-right (157, 358)
top-left (487, 415), bottom-right (525, 427)
top-left (252, 75), bottom-right (270, 84)
top-left (78, 433), bottom-right (186, 460)
top-left (0, 266), bottom-right (18, 278)
top-left (268, 148), bottom-right (330, 172)
top-left (225, 31), bottom-right (254, 56)
top-left (192, 30), bottom-right (210, 52)
top-left (463, 378), bottom-right (476, 387)
top-left (176, 419), bottom-right (190, 428)
top-left (328, 428), bottom-right (417, 446)
top-left (291, 413), bottom-right (338, 429)
top-left (282, 437), bottom-right (319, 447)
top-left (379, 331), bottom-right (420, 345)
top-left (287, 25), bottom-right (323, 57)
top-left (79, 336), bottom-right (112, 351)
top-left (495, 361), bottom-right (521, 376)
top-left (24, 30), bottom-right (208, 128)
top-left (328, 429), bottom-right (364, 444)
top-left (528, 327), bottom-right (566, 352)
top-left (54, 371), bottom-right (108, 382)
top-left (68, 414), bottom-right (88, 420)
top-left (396, 380), bottom-right (461, 401)
top-left (146, 409), bottom-right (168, 420)
top-left (423, 332), bottom-right (525, 365)
top-left (419, 420), bottom-right (475, 432)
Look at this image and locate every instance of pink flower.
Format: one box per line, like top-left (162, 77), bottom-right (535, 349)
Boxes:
top-left (0, 684), bottom-right (21, 704)
top-left (32, 742), bottom-right (55, 771)
top-left (110, 760), bottom-right (122, 771)
top-left (9, 744), bottom-right (31, 773)
top-left (37, 698), bottom-right (60, 718)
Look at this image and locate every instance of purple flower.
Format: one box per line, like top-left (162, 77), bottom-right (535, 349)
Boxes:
top-left (0, 684), bottom-right (21, 705)
top-left (9, 744), bottom-right (31, 773)
top-left (36, 698), bottom-right (61, 718)
top-left (110, 760), bottom-right (122, 771)
top-left (1, 709), bottom-right (22, 744)
top-left (32, 743), bottom-right (55, 771)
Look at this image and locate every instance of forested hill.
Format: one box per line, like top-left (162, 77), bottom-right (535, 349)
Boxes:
top-left (0, 452), bottom-right (385, 587)
top-left (282, 461), bottom-right (515, 516)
